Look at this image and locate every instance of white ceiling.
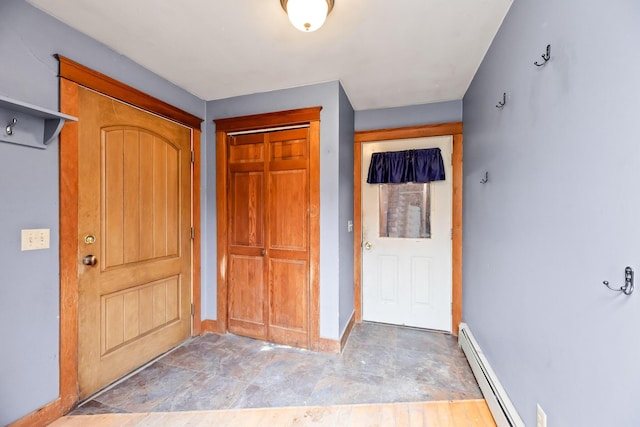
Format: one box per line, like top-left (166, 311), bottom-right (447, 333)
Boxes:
top-left (27, 0), bottom-right (512, 110)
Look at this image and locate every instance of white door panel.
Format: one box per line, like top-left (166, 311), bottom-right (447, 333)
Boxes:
top-left (362, 136), bottom-right (452, 331)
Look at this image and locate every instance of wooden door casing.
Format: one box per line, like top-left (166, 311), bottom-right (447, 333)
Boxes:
top-left (77, 87), bottom-right (192, 398)
top-left (227, 128), bottom-right (311, 348)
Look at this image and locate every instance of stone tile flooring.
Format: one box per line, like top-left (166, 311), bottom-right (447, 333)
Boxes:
top-left (70, 322), bottom-right (481, 415)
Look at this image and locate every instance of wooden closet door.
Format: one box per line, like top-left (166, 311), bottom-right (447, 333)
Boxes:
top-left (267, 128), bottom-right (310, 348)
top-left (226, 128), bottom-right (310, 348)
top-left (227, 133), bottom-right (268, 340)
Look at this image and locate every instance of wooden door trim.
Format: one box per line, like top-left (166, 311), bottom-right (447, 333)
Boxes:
top-left (214, 108), bottom-right (322, 348)
top-left (58, 77), bottom-right (80, 417)
top-left (308, 121), bottom-right (321, 350)
top-left (192, 129), bottom-right (202, 335)
top-left (354, 122), bottom-right (463, 335)
top-left (57, 59), bottom-right (203, 418)
top-left (214, 107), bottom-right (322, 133)
top-left (214, 128), bottom-right (228, 335)
top-left (56, 55), bottom-right (202, 129)
top-left (9, 397), bottom-right (65, 427)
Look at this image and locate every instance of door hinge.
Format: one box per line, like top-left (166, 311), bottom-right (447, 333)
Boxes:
top-left (191, 150), bottom-right (195, 164)
top-left (451, 228), bottom-right (453, 240)
top-left (191, 303), bottom-right (195, 316)
top-left (191, 227), bottom-right (195, 240)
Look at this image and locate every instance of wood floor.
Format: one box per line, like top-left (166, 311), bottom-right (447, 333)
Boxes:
top-left (50, 400), bottom-right (495, 426)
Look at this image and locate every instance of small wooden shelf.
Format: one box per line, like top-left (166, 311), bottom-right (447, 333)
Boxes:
top-left (0, 94), bottom-right (78, 149)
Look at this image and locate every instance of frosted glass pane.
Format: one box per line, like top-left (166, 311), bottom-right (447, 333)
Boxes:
top-left (379, 183), bottom-right (431, 238)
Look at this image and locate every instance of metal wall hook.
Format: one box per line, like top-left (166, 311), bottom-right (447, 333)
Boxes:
top-left (603, 266), bottom-right (634, 296)
top-left (496, 93), bottom-right (506, 109)
top-left (480, 172), bottom-right (489, 184)
top-left (6, 117), bottom-right (17, 135)
top-left (534, 44), bottom-right (551, 67)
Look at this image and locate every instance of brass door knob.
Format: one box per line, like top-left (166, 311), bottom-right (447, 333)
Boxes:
top-left (364, 241), bottom-right (373, 250)
top-left (82, 255), bottom-right (98, 266)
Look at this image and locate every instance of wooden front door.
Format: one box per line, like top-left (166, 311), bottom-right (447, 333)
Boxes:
top-left (227, 128), bottom-right (310, 349)
top-left (77, 87), bottom-right (192, 398)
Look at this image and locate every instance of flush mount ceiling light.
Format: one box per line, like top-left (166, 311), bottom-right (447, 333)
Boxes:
top-left (280, 0), bottom-right (335, 32)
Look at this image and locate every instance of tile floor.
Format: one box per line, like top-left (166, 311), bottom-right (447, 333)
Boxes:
top-left (70, 322), bottom-right (481, 415)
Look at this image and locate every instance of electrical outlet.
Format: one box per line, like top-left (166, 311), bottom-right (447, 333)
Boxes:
top-left (21, 228), bottom-right (50, 251)
top-left (537, 404), bottom-right (547, 427)
top-left (347, 220), bottom-right (353, 232)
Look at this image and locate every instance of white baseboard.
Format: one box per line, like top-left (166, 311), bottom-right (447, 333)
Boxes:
top-left (458, 323), bottom-right (524, 427)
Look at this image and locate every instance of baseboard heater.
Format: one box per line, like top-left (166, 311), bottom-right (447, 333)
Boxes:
top-left (458, 323), bottom-right (525, 427)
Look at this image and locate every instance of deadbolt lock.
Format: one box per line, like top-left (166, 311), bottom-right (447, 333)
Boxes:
top-left (84, 234), bottom-right (96, 244)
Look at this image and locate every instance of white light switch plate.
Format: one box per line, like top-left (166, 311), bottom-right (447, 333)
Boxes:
top-left (21, 228), bottom-right (50, 251)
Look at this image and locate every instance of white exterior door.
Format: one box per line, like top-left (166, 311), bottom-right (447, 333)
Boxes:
top-left (361, 136), bottom-right (453, 331)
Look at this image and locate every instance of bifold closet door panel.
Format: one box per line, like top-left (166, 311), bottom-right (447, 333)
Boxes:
top-left (227, 134), bottom-right (268, 340)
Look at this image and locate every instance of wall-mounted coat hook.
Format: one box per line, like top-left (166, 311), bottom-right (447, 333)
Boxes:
top-left (534, 44), bottom-right (551, 67)
top-left (603, 266), bottom-right (634, 296)
top-left (480, 172), bottom-right (489, 184)
top-left (5, 117), bottom-right (17, 136)
top-left (496, 93), bottom-right (506, 109)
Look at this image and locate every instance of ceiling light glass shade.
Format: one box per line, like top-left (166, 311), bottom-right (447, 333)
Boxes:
top-left (281, 0), bottom-right (334, 32)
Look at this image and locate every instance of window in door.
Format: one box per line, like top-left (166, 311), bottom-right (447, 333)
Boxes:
top-left (378, 182), bottom-right (431, 239)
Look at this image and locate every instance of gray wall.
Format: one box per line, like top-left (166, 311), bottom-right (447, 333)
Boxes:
top-left (355, 100), bottom-right (462, 131)
top-left (462, 0), bottom-right (640, 425)
top-left (206, 81), bottom-right (348, 340)
top-left (0, 1), bottom-right (204, 424)
top-left (338, 84), bottom-right (355, 333)
top-left (201, 103), bottom-right (216, 321)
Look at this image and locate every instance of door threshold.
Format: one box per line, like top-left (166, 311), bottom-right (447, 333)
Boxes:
top-left (361, 320), bottom-right (451, 335)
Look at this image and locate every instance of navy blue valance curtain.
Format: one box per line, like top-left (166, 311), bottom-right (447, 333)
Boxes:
top-left (367, 148), bottom-right (445, 184)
